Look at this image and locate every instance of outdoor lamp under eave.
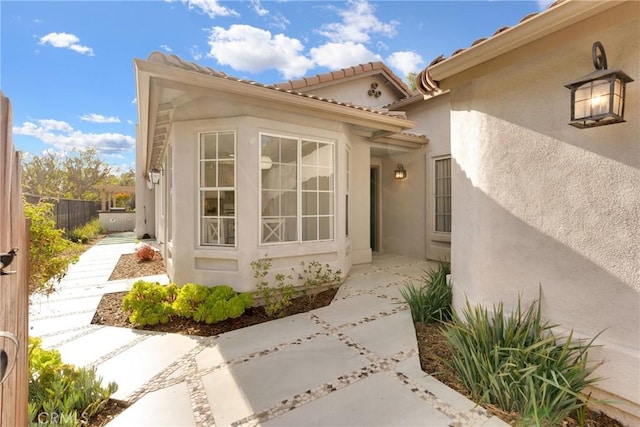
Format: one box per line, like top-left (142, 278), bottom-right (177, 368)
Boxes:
top-left (565, 41), bottom-right (633, 129)
top-left (148, 169), bottom-right (161, 185)
top-left (395, 164), bottom-right (407, 180)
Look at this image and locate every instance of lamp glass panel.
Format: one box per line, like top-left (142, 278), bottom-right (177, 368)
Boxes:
top-left (589, 79), bottom-right (611, 117)
top-left (613, 78), bottom-right (623, 116)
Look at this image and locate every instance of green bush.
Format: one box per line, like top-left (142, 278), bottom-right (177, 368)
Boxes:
top-left (24, 200), bottom-right (79, 294)
top-left (400, 261), bottom-right (452, 323)
top-left (66, 218), bottom-right (102, 244)
top-left (172, 283), bottom-right (210, 318)
top-left (122, 280), bottom-right (177, 326)
top-left (28, 337), bottom-right (117, 426)
top-left (121, 281), bottom-right (252, 326)
top-left (442, 294), bottom-right (603, 426)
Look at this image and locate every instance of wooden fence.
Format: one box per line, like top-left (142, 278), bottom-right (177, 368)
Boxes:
top-left (0, 92), bottom-right (29, 425)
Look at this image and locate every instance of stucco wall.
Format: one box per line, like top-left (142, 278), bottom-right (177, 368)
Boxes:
top-left (449, 3), bottom-right (639, 421)
top-left (304, 74), bottom-right (403, 110)
top-left (161, 109), bottom-right (365, 293)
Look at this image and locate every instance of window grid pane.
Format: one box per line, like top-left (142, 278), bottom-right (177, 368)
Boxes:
top-left (200, 132), bottom-right (236, 246)
top-left (260, 134), bottom-right (334, 244)
top-left (435, 158), bottom-right (451, 233)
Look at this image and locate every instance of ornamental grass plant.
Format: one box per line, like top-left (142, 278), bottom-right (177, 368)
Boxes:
top-left (400, 261), bottom-right (452, 323)
top-left (442, 294), bottom-right (603, 426)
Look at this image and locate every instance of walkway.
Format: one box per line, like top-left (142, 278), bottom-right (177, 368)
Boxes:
top-left (29, 234), bottom-right (508, 427)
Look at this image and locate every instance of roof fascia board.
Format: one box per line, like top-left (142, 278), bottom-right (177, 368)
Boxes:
top-left (429, 0), bottom-right (619, 83)
top-left (135, 58), bottom-right (415, 133)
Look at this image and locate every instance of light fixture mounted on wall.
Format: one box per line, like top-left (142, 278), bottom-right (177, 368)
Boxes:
top-left (394, 164), bottom-right (407, 180)
top-left (565, 41), bottom-right (633, 129)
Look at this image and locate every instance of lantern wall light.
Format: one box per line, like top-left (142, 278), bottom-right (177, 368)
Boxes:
top-left (147, 167), bottom-right (162, 188)
top-left (565, 41), bottom-right (633, 129)
top-left (394, 164), bottom-right (407, 180)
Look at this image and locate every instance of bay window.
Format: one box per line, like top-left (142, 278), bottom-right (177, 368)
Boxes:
top-left (199, 131), bottom-right (236, 246)
top-left (260, 133), bottom-right (335, 244)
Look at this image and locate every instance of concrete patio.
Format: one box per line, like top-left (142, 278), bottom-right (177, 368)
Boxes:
top-left (29, 233), bottom-right (509, 427)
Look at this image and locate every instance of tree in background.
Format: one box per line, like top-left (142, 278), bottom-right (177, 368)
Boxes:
top-left (22, 148), bottom-right (112, 200)
top-left (406, 72), bottom-right (418, 92)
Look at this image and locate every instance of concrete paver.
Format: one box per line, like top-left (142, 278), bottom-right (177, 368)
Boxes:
top-left (29, 234), bottom-right (510, 427)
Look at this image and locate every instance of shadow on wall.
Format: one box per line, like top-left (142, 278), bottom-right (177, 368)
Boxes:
top-left (451, 157), bottom-right (640, 418)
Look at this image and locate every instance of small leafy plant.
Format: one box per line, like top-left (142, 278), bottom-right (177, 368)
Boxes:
top-left (122, 280), bottom-right (253, 327)
top-left (400, 261), bottom-right (452, 323)
top-left (28, 337), bottom-right (118, 426)
top-left (296, 260), bottom-right (342, 301)
top-left (135, 244), bottom-right (157, 262)
top-left (442, 294), bottom-right (603, 426)
top-left (122, 280), bottom-right (177, 326)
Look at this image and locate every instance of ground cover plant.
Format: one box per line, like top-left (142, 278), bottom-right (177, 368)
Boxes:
top-left (121, 281), bottom-right (254, 327)
top-left (66, 218), bottom-right (103, 244)
top-left (28, 337), bottom-right (117, 426)
top-left (443, 295), bottom-right (603, 426)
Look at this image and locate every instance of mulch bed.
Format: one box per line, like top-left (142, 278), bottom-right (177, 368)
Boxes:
top-left (108, 252), bottom-right (166, 281)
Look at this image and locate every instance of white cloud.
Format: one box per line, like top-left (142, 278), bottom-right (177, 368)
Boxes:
top-left (251, 0), bottom-right (268, 17)
top-left (14, 119), bottom-right (134, 156)
top-left (131, 98), bottom-right (137, 104)
top-left (160, 44), bottom-right (173, 52)
top-left (39, 32), bottom-right (94, 56)
top-left (537, 0), bottom-right (555, 11)
top-left (127, 120), bottom-right (134, 125)
top-left (207, 25), bottom-right (314, 79)
top-left (319, 0), bottom-right (397, 44)
top-left (179, 0), bottom-right (238, 18)
top-left (386, 51), bottom-right (424, 78)
top-left (80, 114), bottom-right (120, 124)
top-left (311, 42), bottom-right (381, 70)
top-left (189, 46), bottom-right (204, 60)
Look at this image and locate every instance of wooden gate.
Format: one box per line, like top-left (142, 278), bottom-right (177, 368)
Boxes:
top-left (0, 92), bottom-right (29, 426)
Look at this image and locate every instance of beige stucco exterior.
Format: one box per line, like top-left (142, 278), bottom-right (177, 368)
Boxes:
top-left (430, 1), bottom-right (639, 422)
top-left (134, 53), bottom-right (432, 294)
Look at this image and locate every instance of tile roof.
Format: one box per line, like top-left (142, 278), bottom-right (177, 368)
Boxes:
top-left (146, 52), bottom-right (409, 120)
top-left (274, 62), bottom-right (412, 95)
top-left (417, 0), bottom-right (566, 94)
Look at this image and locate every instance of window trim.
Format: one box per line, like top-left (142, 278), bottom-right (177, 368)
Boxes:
top-left (259, 132), bottom-right (336, 246)
top-left (198, 130), bottom-right (237, 248)
top-left (432, 155), bottom-right (452, 235)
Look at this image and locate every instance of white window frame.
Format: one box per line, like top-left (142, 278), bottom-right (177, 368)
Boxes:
top-left (345, 147), bottom-right (351, 237)
top-left (198, 130), bottom-right (237, 247)
top-left (259, 132), bottom-right (336, 245)
top-left (433, 155), bottom-right (452, 235)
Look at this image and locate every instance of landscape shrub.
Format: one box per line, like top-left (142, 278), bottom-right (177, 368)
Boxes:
top-left (28, 337), bottom-right (117, 426)
top-left (122, 280), bottom-right (253, 327)
top-left (135, 244), bottom-right (157, 262)
top-left (296, 260), bottom-right (342, 301)
top-left (66, 218), bottom-right (103, 244)
top-left (24, 200), bottom-right (79, 294)
top-left (122, 280), bottom-right (177, 326)
top-left (442, 294), bottom-right (603, 426)
top-left (400, 261), bottom-right (452, 323)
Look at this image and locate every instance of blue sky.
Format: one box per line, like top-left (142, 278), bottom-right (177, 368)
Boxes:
top-left (1, 0), bottom-right (551, 172)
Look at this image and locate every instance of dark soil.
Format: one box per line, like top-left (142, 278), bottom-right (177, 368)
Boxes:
top-left (108, 252), bottom-right (166, 281)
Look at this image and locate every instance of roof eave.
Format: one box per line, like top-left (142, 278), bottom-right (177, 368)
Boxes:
top-left (429, 0), bottom-right (620, 88)
top-left (135, 58), bottom-right (415, 133)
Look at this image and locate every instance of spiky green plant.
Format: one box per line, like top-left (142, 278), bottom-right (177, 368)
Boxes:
top-left (442, 294), bottom-right (603, 426)
top-left (400, 261), bottom-right (452, 323)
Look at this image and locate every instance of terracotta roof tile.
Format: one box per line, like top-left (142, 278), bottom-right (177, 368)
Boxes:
top-left (145, 52), bottom-right (406, 120)
top-left (416, 0), bottom-right (567, 94)
top-left (274, 62), bottom-right (411, 95)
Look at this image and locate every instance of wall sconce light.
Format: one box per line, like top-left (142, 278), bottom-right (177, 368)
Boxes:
top-left (565, 41), bottom-right (633, 128)
top-left (147, 167), bottom-right (162, 189)
top-left (395, 164), bottom-right (407, 179)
